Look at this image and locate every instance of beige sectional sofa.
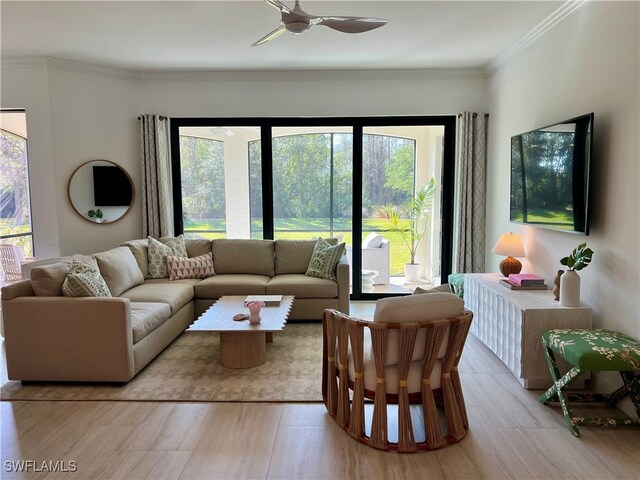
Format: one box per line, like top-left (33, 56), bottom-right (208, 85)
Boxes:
top-left (1, 238), bottom-right (349, 382)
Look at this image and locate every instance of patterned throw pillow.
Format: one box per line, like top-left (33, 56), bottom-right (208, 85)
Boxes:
top-left (305, 237), bottom-right (346, 281)
top-left (62, 260), bottom-right (112, 297)
top-left (147, 235), bottom-right (188, 278)
top-left (167, 252), bottom-right (216, 280)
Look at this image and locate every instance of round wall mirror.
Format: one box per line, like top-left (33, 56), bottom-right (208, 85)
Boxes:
top-left (67, 160), bottom-right (135, 224)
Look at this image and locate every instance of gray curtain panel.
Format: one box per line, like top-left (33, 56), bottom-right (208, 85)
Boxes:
top-left (455, 112), bottom-right (487, 273)
top-left (139, 114), bottom-right (173, 238)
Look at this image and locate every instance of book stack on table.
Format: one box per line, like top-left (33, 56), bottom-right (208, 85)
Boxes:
top-left (500, 273), bottom-right (548, 290)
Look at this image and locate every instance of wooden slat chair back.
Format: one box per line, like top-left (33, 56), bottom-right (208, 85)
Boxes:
top-left (322, 303), bottom-right (473, 453)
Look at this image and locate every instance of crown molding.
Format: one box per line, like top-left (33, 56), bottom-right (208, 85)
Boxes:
top-left (484, 0), bottom-right (590, 77)
top-left (1, 56), bottom-right (47, 68)
top-left (44, 57), bottom-right (140, 81)
top-left (138, 68), bottom-right (486, 83)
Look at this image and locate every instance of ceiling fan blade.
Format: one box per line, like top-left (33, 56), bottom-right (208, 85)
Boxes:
top-left (313, 16), bottom-right (387, 34)
top-left (251, 24), bottom-right (287, 46)
top-left (264, 0), bottom-right (291, 14)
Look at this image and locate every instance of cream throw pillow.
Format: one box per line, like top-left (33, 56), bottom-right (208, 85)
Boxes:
top-left (62, 260), bottom-right (112, 297)
top-left (147, 235), bottom-right (188, 279)
top-left (167, 252), bottom-right (215, 280)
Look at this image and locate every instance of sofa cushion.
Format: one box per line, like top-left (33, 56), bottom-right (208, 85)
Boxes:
top-left (373, 293), bottom-right (461, 366)
top-left (30, 262), bottom-right (70, 296)
top-left (148, 236), bottom-right (188, 279)
top-left (194, 274), bottom-right (270, 298)
top-left (130, 302), bottom-right (171, 344)
top-left (144, 278), bottom-right (201, 287)
top-left (120, 281), bottom-right (193, 315)
top-left (167, 253), bottom-right (215, 280)
top-left (94, 247), bottom-right (144, 297)
top-left (61, 260), bottom-right (112, 298)
top-left (274, 240), bottom-right (317, 275)
top-left (212, 239), bottom-right (275, 276)
top-left (182, 238), bottom-right (213, 258)
top-left (266, 274), bottom-right (337, 298)
top-left (122, 239), bottom-right (149, 278)
top-left (305, 238), bottom-right (345, 281)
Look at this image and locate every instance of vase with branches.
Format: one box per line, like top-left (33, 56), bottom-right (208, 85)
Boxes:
top-left (376, 177), bottom-right (436, 281)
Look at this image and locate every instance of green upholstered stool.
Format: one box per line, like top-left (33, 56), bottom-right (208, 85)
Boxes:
top-left (447, 273), bottom-right (464, 299)
top-left (539, 329), bottom-right (640, 436)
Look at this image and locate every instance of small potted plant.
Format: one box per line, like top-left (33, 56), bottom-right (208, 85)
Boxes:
top-left (559, 243), bottom-right (594, 307)
top-left (87, 209), bottom-right (104, 223)
top-left (376, 177), bottom-right (436, 282)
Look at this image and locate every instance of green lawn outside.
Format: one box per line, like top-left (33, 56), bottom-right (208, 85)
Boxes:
top-left (0, 220), bottom-right (33, 257)
top-left (511, 209), bottom-right (574, 230)
top-left (184, 217), bottom-right (414, 275)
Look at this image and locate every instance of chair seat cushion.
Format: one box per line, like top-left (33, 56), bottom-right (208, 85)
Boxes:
top-left (347, 329), bottom-right (443, 393)
top-left (193, 274), bottom-right (270, 298)
top-left (120, 281), bottom-right (194, 315)
top-left (130, 302), bottom-right (171, 343)
top-left (542, 329), bottom-right (640, 372)
top-left (266, 274), bottom-right (337, 298)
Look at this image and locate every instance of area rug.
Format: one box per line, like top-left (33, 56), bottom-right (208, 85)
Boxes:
top-left (0, 323), bottom-right (323, 402)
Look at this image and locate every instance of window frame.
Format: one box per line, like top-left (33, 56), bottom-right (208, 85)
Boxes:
top-left (170, 116), bottom-right (456, 298)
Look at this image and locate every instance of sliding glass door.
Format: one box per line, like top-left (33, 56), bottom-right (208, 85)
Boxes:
top-left (171, 117), bottom-right (455, 299)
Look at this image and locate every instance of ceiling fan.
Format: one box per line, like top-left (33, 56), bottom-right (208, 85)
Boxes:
top-left (252, 0), bottom-right (387, 46)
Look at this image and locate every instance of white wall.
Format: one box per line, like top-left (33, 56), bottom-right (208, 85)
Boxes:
top-left (138, 70), bottom-right (487, 117)
top-left (1, 61), bottom-right (141, 256)
top-left (46, 67), bottom-right (141, 255)
top-left (1, 61), bottom-right (61, 259)
top-left (2, 63), bottom-right (487, 257)
top-left (486, 1), bottom-right (639, 341)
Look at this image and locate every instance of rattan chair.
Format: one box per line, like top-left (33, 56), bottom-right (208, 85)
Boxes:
top-left (322, 293), bottom-right (473, 452)
top-left (0, 243), bottom-right (25, 282)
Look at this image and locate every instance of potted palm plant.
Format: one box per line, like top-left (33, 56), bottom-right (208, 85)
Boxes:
top-left (376, 178), bottom-right (436, 282)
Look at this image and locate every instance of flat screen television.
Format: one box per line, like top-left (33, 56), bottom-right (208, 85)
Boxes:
top-left (93, 166), bottom-right (133, 207)
top-left (510, 113), bottom-right (593, 235)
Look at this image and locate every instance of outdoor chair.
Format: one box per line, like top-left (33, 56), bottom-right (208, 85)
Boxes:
top-left (322, 292), bottom-right (473, 452)
top-left (346, 233), bottom-right (390, 285)
top-left (0, 243), bottom-right (25, 282)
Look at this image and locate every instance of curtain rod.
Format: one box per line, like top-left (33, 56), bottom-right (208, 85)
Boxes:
top-left (458, 113), bottom-right (490, 118)
top-left (138, 115), bottom-right (168, 121)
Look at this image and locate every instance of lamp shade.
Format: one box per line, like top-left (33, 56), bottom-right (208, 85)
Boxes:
top-left (492, 233), bottom-right (526, 258)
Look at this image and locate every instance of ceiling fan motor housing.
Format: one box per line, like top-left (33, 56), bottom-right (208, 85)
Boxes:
top-left (285, 21), bottom-right (310, 34)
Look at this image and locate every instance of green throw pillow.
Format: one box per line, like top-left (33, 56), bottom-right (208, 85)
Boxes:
top-left (147, 235), bottom-right (188, 279)
top-left (305, 237), bottom-right (345, 281)
top-left (62, 260), bottom-right (112, 297)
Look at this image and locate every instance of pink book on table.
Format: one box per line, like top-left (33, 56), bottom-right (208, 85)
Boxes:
top-left (508, 273), bottom-right (544, 285)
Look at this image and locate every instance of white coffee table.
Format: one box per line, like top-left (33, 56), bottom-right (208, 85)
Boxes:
top-left (188, 295), bottom-right (294, 369)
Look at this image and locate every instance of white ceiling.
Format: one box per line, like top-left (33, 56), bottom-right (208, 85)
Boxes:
top-left (0, 1), bottom-right (563, 72)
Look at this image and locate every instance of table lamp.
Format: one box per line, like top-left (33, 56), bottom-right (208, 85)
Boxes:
top-left (492, 232), bottom-right (526, 277)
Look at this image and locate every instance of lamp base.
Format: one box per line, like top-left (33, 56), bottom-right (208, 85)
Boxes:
top-left (499, 256), bottom-right (522, 277)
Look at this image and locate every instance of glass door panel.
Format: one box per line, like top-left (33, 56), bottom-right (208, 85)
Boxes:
top-left (362, 126), bottom-right (444, 294)
top-left (179, 126), bottom-right (262, 239)
top-left (271, 127), bottom-right (353, 245)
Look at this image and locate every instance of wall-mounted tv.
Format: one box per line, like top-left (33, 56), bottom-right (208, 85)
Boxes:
top-left (510, 113), bottom-right (593, 235)
top-left (93, 166), bottom-right (133, 206)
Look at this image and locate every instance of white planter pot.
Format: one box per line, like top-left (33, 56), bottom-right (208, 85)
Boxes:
top-left (560, 270), bottom-right (581, 307)
top-left (404, 263), bottom-right (421, 282)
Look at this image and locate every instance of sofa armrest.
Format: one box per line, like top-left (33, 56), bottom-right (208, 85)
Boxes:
top-left (337, 255), bottom-right (350, 314)
top-left (2, 296), bottom-right (135, 382)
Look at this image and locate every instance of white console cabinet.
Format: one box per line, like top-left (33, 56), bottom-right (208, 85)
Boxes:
top-left (464, 273), bottom-right (592, 389)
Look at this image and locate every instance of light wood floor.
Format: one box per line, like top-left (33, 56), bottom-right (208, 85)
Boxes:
top-left (1, 302), bottom-right (639, 480)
